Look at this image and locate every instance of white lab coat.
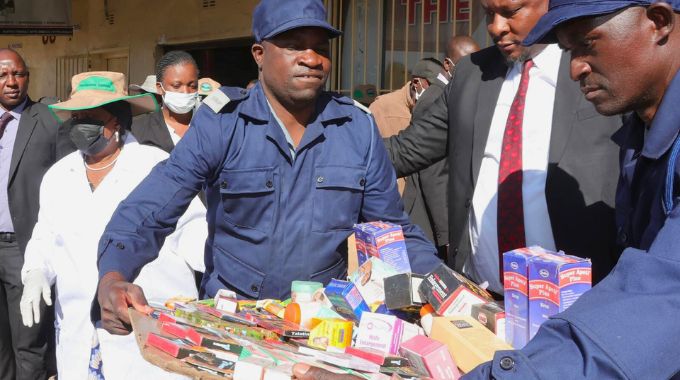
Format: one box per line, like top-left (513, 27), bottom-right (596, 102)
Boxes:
top-left (22, 135), bottom-right (206, 379)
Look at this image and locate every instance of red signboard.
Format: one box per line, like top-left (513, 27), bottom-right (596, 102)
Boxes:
top-left (401, 0), bottom-right (471, 25)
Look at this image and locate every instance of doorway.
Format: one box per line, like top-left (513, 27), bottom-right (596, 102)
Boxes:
top-left (164, 38), bottom-right (258, 89)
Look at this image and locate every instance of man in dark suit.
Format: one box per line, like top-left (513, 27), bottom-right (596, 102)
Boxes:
top-left (0, 49), bottom-right (73, 379)
top-left (383, 0), bottom-right (622, 295)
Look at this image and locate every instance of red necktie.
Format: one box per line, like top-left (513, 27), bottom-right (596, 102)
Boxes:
top-left (0, 112), bottom-right (14, 140)
top-left (497, 59), bottom-right (533, 281)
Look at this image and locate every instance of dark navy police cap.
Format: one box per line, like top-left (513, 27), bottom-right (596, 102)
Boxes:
top-left (524, 0), bottom-right (680, 46)
top-left (252, 0), bottom-right (342, 42)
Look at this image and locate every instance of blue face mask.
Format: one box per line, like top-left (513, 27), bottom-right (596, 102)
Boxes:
top-left (69, 118), bottom-right (114, 156)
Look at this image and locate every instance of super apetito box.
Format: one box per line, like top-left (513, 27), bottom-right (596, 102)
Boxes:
top-left (528, 254), bottom-right (591, 339)
top-left (503, 247), bottom-right (561, 348)
top-left (354, 222), bottom-right (412, 273)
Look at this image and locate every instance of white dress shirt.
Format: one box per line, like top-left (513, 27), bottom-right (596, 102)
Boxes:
top-left (165, 121), bottom-right (182, 146)
top-left (465, 44), bottom-right (562, 294)
top-left (22, 135), bottom-right (206, 379)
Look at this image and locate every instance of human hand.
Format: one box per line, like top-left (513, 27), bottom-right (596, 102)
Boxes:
top-left (97, 271), bottom-right (153, 335)
top-left (20, 269), bottom-right (52, 328)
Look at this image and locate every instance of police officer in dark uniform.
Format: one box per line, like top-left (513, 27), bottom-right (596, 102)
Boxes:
top-left (95, 0), bottom-right (442, 335)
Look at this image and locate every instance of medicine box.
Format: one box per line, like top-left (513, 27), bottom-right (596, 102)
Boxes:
top-left (354, 222), bottom-right (412, 273)
top-left (502, 246), bottom-right (561, 348)
top-left (399, 335), bottom-right (461, 380)
top-left (528, 253), bottom-right (591, 339)
top-left (324, 278), bottom-right (370, 322)
top-left (470, 302), bottom-right (506, 341)
top-left (355, 312), bottom-right (404, 355)
top-left (419, 263), bottom-right (493, 316)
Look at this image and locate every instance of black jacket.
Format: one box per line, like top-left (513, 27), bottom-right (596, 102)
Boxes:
top-left (130, 110), bottom-right (175, 154)
top-left (401, 80), bottom-right (449, 248)
top-left (8, 99), bottom-right (75, 253)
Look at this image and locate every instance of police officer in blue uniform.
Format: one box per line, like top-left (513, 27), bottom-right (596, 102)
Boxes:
top-left (294, 0), bottom-right (680, 379)
top-left (95, 0), bottom-right (442, 335)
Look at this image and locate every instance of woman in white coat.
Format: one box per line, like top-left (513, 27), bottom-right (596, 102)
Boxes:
top-left (18, 72), bottom-right (206, 379)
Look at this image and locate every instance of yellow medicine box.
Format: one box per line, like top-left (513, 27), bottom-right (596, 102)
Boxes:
top-left (308, 318), bottom-right (353, 351)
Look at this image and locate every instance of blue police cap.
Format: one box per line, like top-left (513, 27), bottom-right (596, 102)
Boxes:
top-left (252, 0), bottom-right (342, 42)
top-left (524, 0), bottom-right (680, 46)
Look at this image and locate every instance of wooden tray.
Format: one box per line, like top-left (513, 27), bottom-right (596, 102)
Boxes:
top-left (129, 308), bottom-right (228, 379)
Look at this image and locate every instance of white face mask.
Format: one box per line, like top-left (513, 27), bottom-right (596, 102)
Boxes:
top-left (444, 58), bottom-right (455, 79)
top-left (160, 85), bottom-right (198, 114)
top-left (414, 87), bottom-right (426, 101)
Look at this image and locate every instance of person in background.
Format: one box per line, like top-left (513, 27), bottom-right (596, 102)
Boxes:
top-left (129, 74), bottom-right (162, 105)
top-left (403, 40), bottom-right (480, 262)
top-left (19, 71), bottom-right (206, 379)
top-left (371, 58), bottom-right (452, 255)
top-left (442, 35), bottom-right (481, 81)
top-left (369, 72), bottom-right (416, 196)
top-left (0, 48), bottom-right (74, 380)
top-left (94, 0), bottom-right (442, 336)
top-left (131, 50), bottom-right (199, 154)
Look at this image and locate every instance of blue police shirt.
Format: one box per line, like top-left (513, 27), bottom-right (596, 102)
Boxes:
top-left (465, 70), bottom-right (680, 379)
top-left (97, 83), bottom-right (441, 300)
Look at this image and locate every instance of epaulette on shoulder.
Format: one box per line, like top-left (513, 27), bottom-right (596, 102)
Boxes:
top-left (203, 86), bottom-right (249, 113)
top-left (329, 93), bottom-right (371, 115)
top-left (352, 99), bottom-right (371, 115)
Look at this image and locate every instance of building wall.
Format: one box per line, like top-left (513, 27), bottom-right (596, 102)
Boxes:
top-left (0, 0), bottom-right (258, 100)
top-left (0, 0), bottom-right (488, 102)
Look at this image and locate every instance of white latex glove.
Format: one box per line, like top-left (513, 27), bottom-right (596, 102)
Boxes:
top-left (20, 269), bottom-right (52, 328)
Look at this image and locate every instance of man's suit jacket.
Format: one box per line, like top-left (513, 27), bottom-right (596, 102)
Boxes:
top-left (402, 80), bottom-right (449, 248)
top-left (385, 46), bottom-right (622, 284)
top-left (8, 99), bottom-right (74, 253)
top-left (130, 110), bottom-right (174, 154)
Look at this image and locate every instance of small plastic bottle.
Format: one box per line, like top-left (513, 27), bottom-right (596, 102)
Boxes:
top-left (420, 304), bottom-right (436, 336)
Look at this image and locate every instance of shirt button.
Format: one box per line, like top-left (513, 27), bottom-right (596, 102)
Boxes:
top-left (499, 356), bottom-right (515, 371)
top-left (266, 180), bottom-right (273, 188)
top-left (220, 181), bottom-right (228, 189)
top-left (115, 242), bottom-right (125, 250)
top-left (251, 285), bottom-right (259, 293)
top-left (317, 176), bottom-right (325, 184)
top-left (359, 178), bottom-right (366, 186)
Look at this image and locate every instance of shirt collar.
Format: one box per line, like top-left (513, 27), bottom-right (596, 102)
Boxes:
top-left (241, 82), bottom-right (352, 125)
top-left (436, 72), bottom-right (449, 85)
top-left (641, 68), bottom-right (680, 159)
top-left (1, 97), bottom-right (28, 120)
top-left (265, 97), bottom-right (297, 159)
top-left (511, 44), bottom-right (561, 87)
